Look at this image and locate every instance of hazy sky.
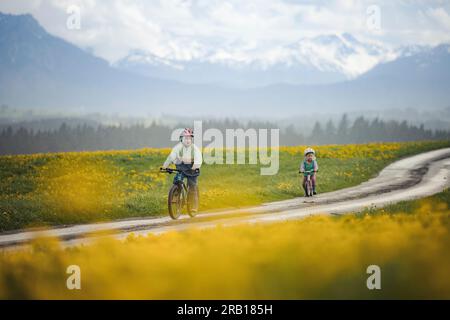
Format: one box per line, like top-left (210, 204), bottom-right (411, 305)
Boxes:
top-left (1, 0), bottom-right (450, 65)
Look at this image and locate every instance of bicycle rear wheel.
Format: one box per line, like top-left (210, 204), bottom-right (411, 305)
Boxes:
top-left (168, 184), bottom-right (182, 219)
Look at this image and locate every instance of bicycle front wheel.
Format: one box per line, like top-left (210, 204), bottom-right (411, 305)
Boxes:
top-left (306, 180), bottom-right (313, 197)
top-left (168, 184), bottom-right (182, 219)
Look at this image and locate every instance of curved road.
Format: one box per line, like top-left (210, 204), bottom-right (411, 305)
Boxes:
top-left (1, 148), bottom-right (450, 249)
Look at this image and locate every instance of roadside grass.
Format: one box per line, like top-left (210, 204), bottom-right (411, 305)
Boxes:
top-left (0, 189), bottom-right (449, 299)
top-left (357, 188), bottom-right (450, 216)
top-left (0, 140), bottom-right (449, 231)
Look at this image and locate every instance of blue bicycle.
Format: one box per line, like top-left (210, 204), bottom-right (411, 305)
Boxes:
top-left (160, 167), bottom-right (198, 219)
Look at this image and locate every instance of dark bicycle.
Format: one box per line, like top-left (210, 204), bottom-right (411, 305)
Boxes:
top-left (160, 167), bottom-right (199, 220)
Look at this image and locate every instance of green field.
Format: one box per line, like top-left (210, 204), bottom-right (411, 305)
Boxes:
top-left (0, 141), bottom-right (449, 231)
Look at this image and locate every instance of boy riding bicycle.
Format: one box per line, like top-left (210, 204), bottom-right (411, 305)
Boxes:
top-left (161, 128), bottom-right (203, 212)
top-left (299, 147), bottom-right (318, 197)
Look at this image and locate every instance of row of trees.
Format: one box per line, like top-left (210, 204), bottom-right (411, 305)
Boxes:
top-left (306, 115), bottom-right (449, 145)
top-left (1, 115), bottom-right (449, 155)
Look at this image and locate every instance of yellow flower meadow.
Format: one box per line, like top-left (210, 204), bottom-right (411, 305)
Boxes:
top-left (0, 140), bottom-right (449, 230)
top-left (0, 199), bottom-right (449, 299)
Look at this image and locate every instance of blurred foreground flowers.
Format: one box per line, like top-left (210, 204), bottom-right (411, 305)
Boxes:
top-left (0, 199), bottom-right (449, 299)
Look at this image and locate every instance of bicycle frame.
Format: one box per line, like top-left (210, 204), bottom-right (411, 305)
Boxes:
top-left (175, 178), bottom-right (189, 203)
top-left (163, 168), bottom-right (191, 196)
top-left (302, 169), bottom-right (316, 197)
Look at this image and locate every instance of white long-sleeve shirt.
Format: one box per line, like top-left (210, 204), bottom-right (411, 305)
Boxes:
top-left (163, 142), bottom-right (203, 169)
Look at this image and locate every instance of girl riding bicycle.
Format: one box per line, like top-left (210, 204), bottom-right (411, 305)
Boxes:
top-left (161, 128), bottom-right (203, 212)
top-left (299, 147), bottom-right (318, 197)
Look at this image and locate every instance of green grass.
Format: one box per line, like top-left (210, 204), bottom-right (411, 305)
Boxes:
top-left (358, 188), bottom-right (450, 217)
top-left (0, 140), bottom-right (449, 231)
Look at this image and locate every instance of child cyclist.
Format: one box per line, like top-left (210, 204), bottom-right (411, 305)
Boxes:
top-left (161, 128), bottom-right (203, 212)
top-left (299, 147), bottom-right (319, 197)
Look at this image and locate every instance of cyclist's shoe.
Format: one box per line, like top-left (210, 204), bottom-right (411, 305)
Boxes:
top-left (190, 208), bottom-right (198, 213)
top-left (313, 191), bottom-right (317, 195)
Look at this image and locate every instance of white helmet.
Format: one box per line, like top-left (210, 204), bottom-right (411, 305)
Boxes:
top-left (304, 147), bottom-right (315, 156)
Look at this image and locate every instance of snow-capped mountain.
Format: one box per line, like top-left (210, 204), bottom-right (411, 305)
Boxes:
top-left (115, 33), bottom-right (398, 88)
top-left (1, 11), bottom-right (449, 117)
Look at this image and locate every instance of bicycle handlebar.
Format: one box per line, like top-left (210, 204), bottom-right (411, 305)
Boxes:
top-left (299, 169), bottom-right (318, 175)
top-left (160, 167), bottom-right (200, 174)
top-left (160, 167), bottom-right (180, 174)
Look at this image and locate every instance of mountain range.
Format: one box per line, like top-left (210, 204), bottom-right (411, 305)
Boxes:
top-left (115, 33), bottom-right (393, 88)
top-left (1, 11), bottom-right (449, 117)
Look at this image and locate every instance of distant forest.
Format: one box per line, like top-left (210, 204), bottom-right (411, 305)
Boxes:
top-left (1, 115), bottom-right (449, 155)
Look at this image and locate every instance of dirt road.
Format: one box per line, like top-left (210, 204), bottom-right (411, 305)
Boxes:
top-left (1, 148), bottom-right (449, 249)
